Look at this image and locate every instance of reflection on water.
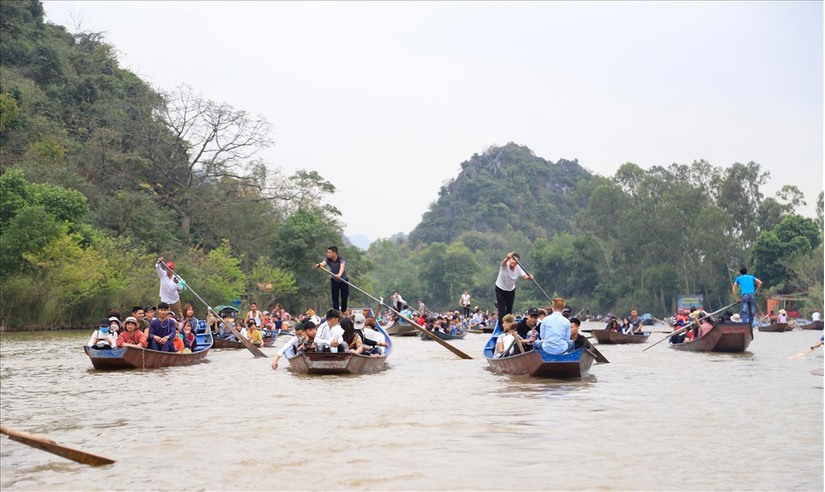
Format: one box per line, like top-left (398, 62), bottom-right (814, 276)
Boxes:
top-left (1, 326), bottom-right (822, 491)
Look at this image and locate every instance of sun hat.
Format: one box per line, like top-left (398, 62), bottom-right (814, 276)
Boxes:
top-left (124, 316), bottom-right (138, 325)
top-left (731, 313), bottom-right (742, 323)
top-left (779, 309), bottom-right (787, 315)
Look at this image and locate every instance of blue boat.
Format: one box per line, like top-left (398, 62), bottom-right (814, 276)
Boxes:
top-left (483, 323), bottom-right (595, 378)
top-left (84, 321), bottom-right (213, 370)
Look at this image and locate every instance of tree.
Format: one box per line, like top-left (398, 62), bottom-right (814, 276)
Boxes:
top-left (751, 215), bottom-right (821, 289)
top-left (153, 84), bottom-right (273, 235)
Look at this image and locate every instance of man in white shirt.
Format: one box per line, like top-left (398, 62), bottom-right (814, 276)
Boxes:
top-left (494, 252), bottom-right (533, 322)
top-left (155, 257), bottom-right (182, 317)
top-left (811, 310), bottom-right (821, 322)
top-left (314, 309), bottom-right (347, 353)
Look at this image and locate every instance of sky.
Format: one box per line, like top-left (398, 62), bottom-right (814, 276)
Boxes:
top-left (43, 1), bottom-right (823, 242)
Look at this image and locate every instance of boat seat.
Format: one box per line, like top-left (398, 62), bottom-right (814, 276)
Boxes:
top-left (197, 320), bottom-right (207, 334)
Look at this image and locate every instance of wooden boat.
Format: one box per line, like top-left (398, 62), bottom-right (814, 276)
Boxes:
top-left (212, 336), bottom-right (245, 349)
top-left (84, 327), bottom-right (212, 370)
top-left (758, 322), bottom-right (791, 332)
top-left (262, 328), bottom-right (279, 347)
top-left (483, 324), bottom-right (595, 378)
top-left (591, 329), bottom-right (650, 344)
top-left (798, 320), bottom-right (823, 331)
top-left (419, 330), bottom-right (466, 341)
top-left (670, 322), bottom-right (753, 353)
top-left (285, 325), bottom-right (393, 375)
top-left (384, 318), bottom-right (419, 336)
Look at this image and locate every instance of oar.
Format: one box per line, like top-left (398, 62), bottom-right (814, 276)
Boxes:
top-left (0, 425), bottom-right (115, 467)
top-left (513, 257), bottom-right (554, 304)
top-left (167, 268), bottom-right (266, 358)
top-left (788, 341), bottom-right (824, 359)
top-left (316, 266), bottom-right (472, 360)
top-left (643, 302), bottom-right (738, 352)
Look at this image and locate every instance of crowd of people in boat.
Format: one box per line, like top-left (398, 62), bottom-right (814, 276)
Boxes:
top-left (207, 301), bottom-right (289, 346)
top-left (86, 302), bottom-right (202, 353)
top-left (492, 300), bottom-right (593, 358)
top-left (602, 309), bottom-right (647, 335)
top-left (271, 309), bottom-right (389, 369)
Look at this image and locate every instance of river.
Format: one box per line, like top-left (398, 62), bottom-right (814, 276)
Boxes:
top-left (0, 322), bottom-right (822, 491)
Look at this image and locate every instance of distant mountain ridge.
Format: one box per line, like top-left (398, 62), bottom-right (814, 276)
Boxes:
top-left (408, 143), bottom-right (593, 245)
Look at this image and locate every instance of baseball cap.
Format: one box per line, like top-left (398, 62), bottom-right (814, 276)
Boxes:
top-left (124, 316), bottom-right (138, 325)
top-left (353, 313), bottom-right (366, 329)
top-left (166, 261), bottom-right (175, 270)
top-left (527, 308), bottom-right (540, 316)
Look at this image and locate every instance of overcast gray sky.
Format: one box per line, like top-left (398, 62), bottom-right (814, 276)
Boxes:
top-left (43, 1), bottom-right (823, 241)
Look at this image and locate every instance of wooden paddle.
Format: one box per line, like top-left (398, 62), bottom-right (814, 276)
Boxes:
top-left (788, 341), bottom-right (824, 359)
top-left (316, 266), bottom-right (472, 360)
top-left (0, 425), bottom-right (115, 466)
top-left (168, 269), bottom-right (267, 358)
top-left (513, 257), bottom-right (554, 306)
top-left (643, 302), bottom-right (738, 352)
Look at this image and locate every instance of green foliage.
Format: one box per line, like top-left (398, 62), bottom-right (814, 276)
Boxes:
top-left (751, 215), bottom-right (821, 288)
top-left (409, 143), bottom-right (593, 245)
top-left (0, 92), bottom-right (21, 133)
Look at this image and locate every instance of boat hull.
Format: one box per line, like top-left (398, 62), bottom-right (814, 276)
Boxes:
top-left (84, 344), bottom-right (210, 370)
top-left (419, 331), bottom-right (466, 341)
top-left (484, 347), bottom-right (595, 378)
top-left (591, 329), bottom-right (650, 344)
top-left (758, 322), bottom-right (791, 332)
top-left (286, 351), bottom-right (388, 375)
top-left (212, 337), bottom-right (246, 349)
top-left (385, 319), bottom-right (419, 336)
top-left (799, 320), bottom-right (823, 331)
top-left (483, 324), bottom-right (595, 378)
top-left (671, 322), bottom-right (753, 353)
top-left (285, 325), bottom-right (392, 375)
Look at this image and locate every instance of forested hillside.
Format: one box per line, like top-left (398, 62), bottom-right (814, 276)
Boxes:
top-left (1, 0), bottom-right (821, 329)
top-left (0, 0), bottom-right (366, 328)
top-left (368, 145), bottom-right (823, 317)
top-left (409, 143), bottom-right (592, 245)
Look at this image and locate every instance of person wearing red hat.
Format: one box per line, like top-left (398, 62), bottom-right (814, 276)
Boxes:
top-left (156, 256), bottom-right (182, 317)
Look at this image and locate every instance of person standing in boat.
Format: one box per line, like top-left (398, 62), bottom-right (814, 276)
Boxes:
top-left (460, 290), bottom-right (472, 318)
top-left (155, 257), bottom-right (183, 318)
top-left (316, 246), bottom-right (349, 311)
top-left (494, 252), bottom-right (533, 323)
top-left (535, 298), bottom-right (573, 355)
top-left (732, 267), bottom-right (763, 326)
top-left (390, 292), bottom-right (406, 313)
top-left (148, 302), bottom-right (177, 352)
